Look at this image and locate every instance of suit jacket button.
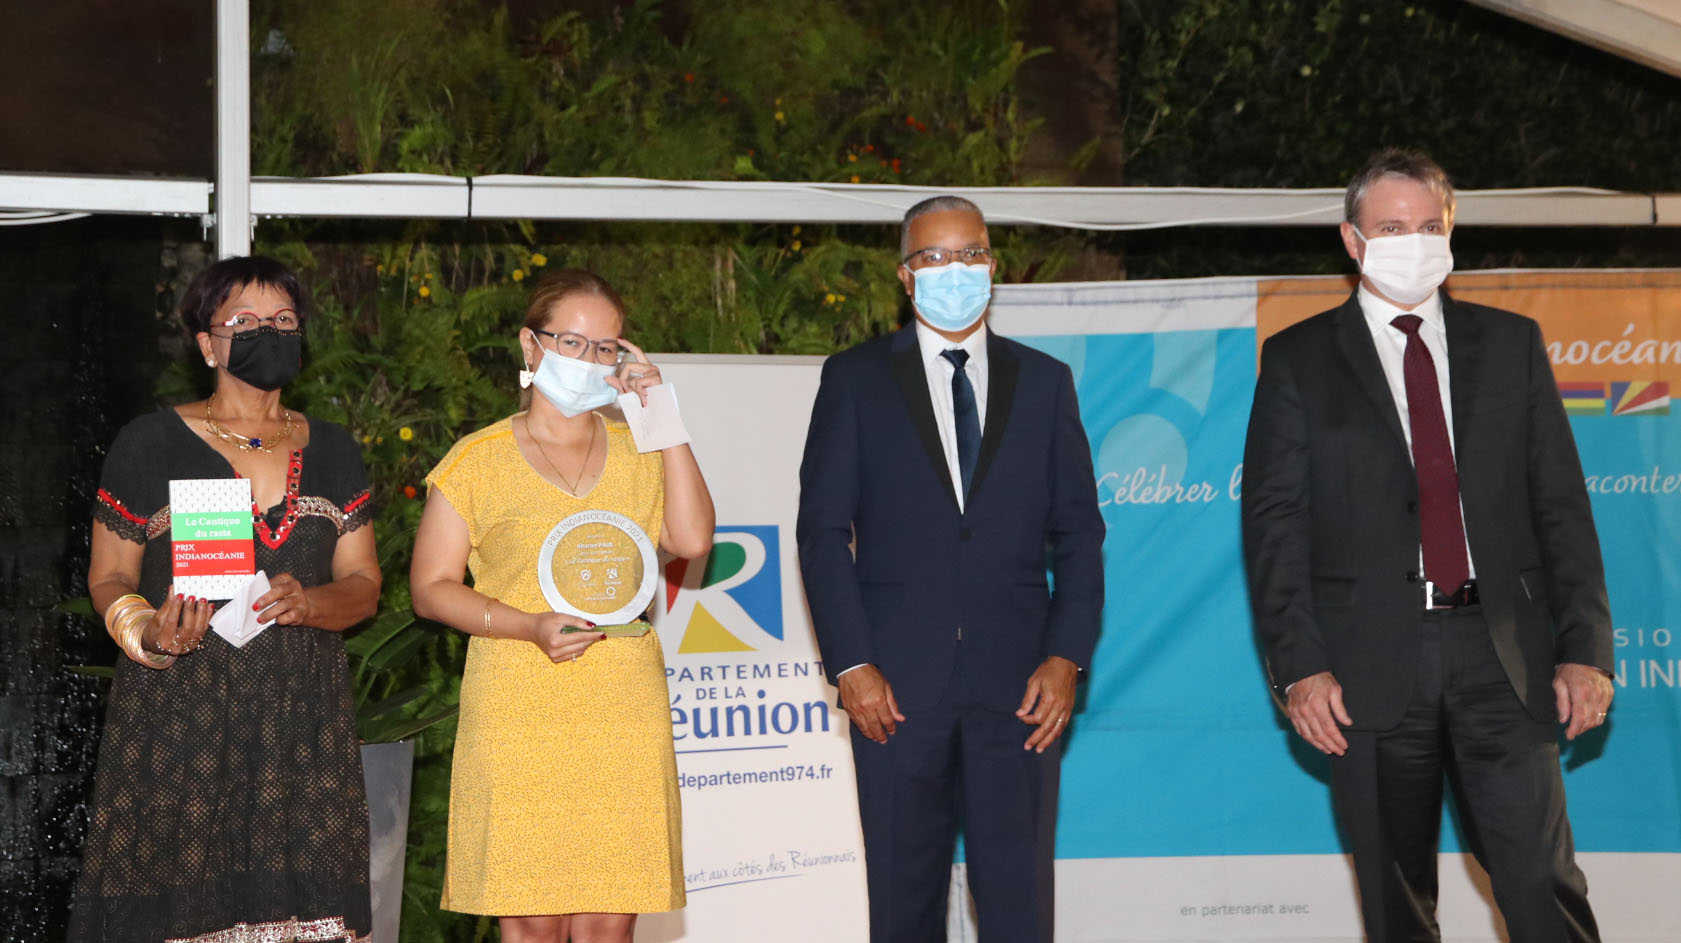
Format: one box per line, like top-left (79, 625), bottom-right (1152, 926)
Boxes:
top-left (959, 528), bottom-right (973, 541)
top-left (1405, 570), bottom-right (1420, 583)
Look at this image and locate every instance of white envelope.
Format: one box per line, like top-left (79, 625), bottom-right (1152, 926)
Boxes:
top-left (618, 383), bottom-right (691, 453)
top-left (210, 571), bottom-right (273, 649)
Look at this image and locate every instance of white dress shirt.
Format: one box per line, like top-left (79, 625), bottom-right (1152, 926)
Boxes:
top-left (1357, 285), bottom-right (1476, 579)
top-left (836, 321), bottom-right (991, 680)
top-left (914, 319), bottom-right (990, 513)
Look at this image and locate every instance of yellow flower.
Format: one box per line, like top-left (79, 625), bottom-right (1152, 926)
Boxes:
top-left (375, 264), bottom-right (384, 275)
top-left (774, 97), bottom-right (783, 106)
top-left (418, 284), bottom-right (431, 298)
top-left (774, 111), bottom-right (785, 123)
top-left (847, 153), bottom-right (857, 163)
top-left (512, 268), bottom-right (527, 282)
top-left (531, 252), bottom-right (548, 267)
top-left (399, 426), bottom-right (414, 441)
top-left (791, 224), bottom-right (802, 235)
top-left (850, 175), bottom-right (861, 184)
top-left (376, 436), bottom-right (385, 445)
top-left (791, 239), bottom-right (802, 252)
top-left (360, 434), bottom-right (371, 444)
top-left (837, 294), bottom-right (847, 303)
top-left (424, 272), bottom-right (433, 280)
top-left (825, 292), bottom-right (837, 304)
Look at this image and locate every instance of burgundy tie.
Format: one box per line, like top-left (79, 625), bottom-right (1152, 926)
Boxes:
top-left (1390, 314), bottom-right (1470, 594)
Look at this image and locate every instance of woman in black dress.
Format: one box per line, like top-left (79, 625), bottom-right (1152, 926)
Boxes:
top-left (70, 256), bottom-right (381, 943)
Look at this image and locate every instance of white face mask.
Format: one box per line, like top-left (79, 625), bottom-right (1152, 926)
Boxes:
top-left (1352, 229), bottom-right (1454, 306)
top-left (528, 347), bottom-right (619, 417)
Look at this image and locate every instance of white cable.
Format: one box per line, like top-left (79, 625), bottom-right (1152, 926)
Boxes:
top-left (987, 202), bottom-right (1344, 231)
top-left (688, 180), bottom-right (1345, 230)
top-left (478, 175), bottom-right (1345, 228)
top-left (465, 175), bottom-right (1635, 231)
top-left (0, 212), bottom-right (91, 226)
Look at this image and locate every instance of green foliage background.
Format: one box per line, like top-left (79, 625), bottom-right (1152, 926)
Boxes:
top-left (1111, 0), bottom-right (1681, 277)
top-left (231, 1), bottom-right (1681, 939)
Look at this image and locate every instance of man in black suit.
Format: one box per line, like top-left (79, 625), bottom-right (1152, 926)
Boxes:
top-left (1242, 148), bottom-right (1615, 942)
top-left (797, 196), bottom-right (1104, 942)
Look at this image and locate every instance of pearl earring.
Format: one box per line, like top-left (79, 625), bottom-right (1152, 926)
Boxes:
top-left (206, 358), bottom-right (217, 368)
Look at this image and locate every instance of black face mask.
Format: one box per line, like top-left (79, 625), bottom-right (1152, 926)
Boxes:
top-left (226, 325), bottom-right (303, 391)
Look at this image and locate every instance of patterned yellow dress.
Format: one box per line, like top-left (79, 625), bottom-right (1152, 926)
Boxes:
top-left (426, 414), bottom-right (684, 915)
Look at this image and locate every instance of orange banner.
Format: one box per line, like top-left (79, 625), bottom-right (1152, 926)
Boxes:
top-left (1257, 271), bottom-right (1681, 417)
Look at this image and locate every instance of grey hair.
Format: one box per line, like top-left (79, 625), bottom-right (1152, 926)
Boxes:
top-left (1344, 148), bottom-right (1456, 228)
top-left (900, 195), bottom-right (986, 258)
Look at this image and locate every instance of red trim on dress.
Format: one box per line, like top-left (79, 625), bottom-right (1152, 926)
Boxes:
top-left (96, 487), bottom-right (149, 525)
top-left (246, 449), bottom-right (305, 551)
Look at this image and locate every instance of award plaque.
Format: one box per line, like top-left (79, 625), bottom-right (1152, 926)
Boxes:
top-left (535, 509), bottom-right (658, 626)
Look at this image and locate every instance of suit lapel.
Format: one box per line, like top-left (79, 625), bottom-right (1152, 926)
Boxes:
top-left (1334, 294), bottom-right (1408, 452)
top-left (970, 330), bottom-right (1018, 504)
top-left (1441, 290), bottom-right (1484, 448)
top-left (888, 326), bottom-right (960, 510)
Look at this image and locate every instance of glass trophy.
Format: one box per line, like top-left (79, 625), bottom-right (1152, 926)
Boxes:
top-left (535, 509), bottom-right (658, 633)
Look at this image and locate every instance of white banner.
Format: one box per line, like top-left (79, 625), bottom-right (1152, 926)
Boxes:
top-left (641, 357), bottom-right (866, 943)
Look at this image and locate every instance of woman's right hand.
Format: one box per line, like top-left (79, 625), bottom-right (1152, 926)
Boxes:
top-left (142, 589), bottom-right (213, 656)
top-left (531, 613), bottom-right (608, 663)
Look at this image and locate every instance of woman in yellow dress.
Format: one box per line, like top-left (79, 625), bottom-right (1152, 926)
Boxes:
top-left (411, 270), bottom-right (713, 943)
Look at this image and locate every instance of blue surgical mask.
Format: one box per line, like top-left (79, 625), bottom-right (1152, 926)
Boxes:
top-left (912, 262), bottom-right (992, 332)
top-left (530, 348), bottom-right (619, 417)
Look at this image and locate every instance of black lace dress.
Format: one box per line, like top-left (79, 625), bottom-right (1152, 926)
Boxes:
top-left (69, 409), bottom-right (375, 943)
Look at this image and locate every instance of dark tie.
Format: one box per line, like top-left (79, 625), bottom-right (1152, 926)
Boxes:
top-left (1391, 315), bottom-right (1470, 593)
top-left (941, 348), bottom-right (980, 500)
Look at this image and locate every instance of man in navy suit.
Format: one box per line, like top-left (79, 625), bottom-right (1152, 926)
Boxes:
top-left (797, 196), bottom-right (1105, 942)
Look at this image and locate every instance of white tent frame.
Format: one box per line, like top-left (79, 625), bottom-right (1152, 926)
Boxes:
top-left (3, 0), bottom-right (1681, 257)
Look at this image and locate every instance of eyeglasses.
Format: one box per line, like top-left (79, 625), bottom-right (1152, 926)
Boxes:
top-left (901, 246), bottom-right (993, 270)
top-left (531, 328), bottom-right (625, 365)
top-left (215, 311), bottom-right (301, 334)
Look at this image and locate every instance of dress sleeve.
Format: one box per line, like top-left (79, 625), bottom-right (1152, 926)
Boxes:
top-left (93, 413), bottom-right (170, 544)
top-left (313, 420), bottom-right (376, 533)
top-left (425, 435), bottom-right (481, 548)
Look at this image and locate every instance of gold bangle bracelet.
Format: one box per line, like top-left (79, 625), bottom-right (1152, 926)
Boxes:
top-left (113, 606), bottom-right (147, 651)
top-left (119, 607), bottom-right (149, 656)
top-left (483, 599), bottom-right (494, 637)
top-left (103, 594), bottom-right (148, 642)
top-left (115, 602), bottom-right (173, 668)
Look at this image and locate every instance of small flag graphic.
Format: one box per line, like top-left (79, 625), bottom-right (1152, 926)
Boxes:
top-left (1611, 381), bottom-right (1670, 416)
top-left (1558, 382), bottom-right (1607, 416)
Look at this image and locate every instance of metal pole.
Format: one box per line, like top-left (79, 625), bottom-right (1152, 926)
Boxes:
top-left (215, 0), bottom-right (251, 258)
